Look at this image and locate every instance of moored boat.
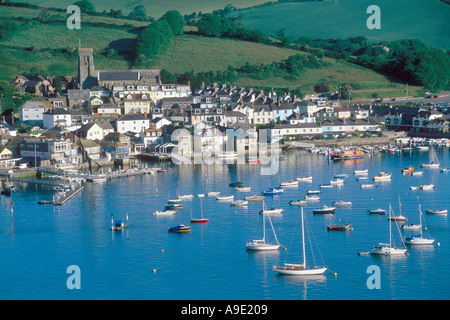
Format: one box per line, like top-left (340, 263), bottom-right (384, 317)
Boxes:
top-left (216, 195), bottom-right (234, 201)
top-left (280, 180), bottom-right (298, 187)
top-left (168, 224), bottom-right (191, 233)
top-left (373, 172), bottom-right (391, 181)
top-left (425, 209), bottom-right (447, 215)
top-left (331, 150), bottom-right (364, 161)
top-left (289, 199), bottom-right (307, 206)
top-left (245, 195), bottom-right (265, 202)
top-left (229, 181), bottom-right (244, 187)
top-left (354, 169), bottom-right (368, 175)
top-left (313, 205), bottom-right (335, 214)
top-left (402, 166), bottom-right (414, 174)
top-left (296, 176), bottom-right (313, 182)
top-left (230, 200), bottom-right (248, 207)
top-left (305, 195), bottom-right (320, 201)
top-left (153, 210), bottom-right (176, 216)
top-left (327, 223), bottom-right (352, 231)
top-left (368, 208), bottom-right (387, 215)
top-left (236, 186), bottom-right (251, 192)
top-left (332, 200), bottom-right (352, 207)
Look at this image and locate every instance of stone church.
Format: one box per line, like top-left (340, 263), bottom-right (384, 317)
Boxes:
top-left (77, 48), bottom-right (161, 90)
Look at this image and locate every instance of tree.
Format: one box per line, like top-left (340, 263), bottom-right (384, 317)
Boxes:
top-left (197, 13), bottom-right (230, 37)
top-left (73, 0), bottom-right (95, 13)
top-left (0, 19), bottom-right (17, 41)
top-left (314, 82), bottom-right (330, 93)
top-left (135, 19), bottom-right (174, 60)
top-left (128, 5), bottom-right (147, 18)
top-left (159, 10), bottom-right (185, 35)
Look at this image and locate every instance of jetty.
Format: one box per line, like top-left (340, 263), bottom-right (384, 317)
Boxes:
top-left (53, 184), bottom-right (84, 205)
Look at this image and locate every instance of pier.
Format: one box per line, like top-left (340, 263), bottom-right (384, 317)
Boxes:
top-left (53, 184), bottom-right (85, 205)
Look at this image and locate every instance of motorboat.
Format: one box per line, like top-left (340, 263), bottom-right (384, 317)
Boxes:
top-left (153, 210), bottom-right (176, 216)
top-left (368, 208), bottom-right (387, 215)
top-left (402, 166), bottom-right (414, 174)
top-left (373, 172), bottom-right (391, 181)
top-left (331, 150), bottom-right (364, 161)
top-left (207, 191), bottom-right (220, 197)
top-left (262, 187), bottom-right (284, 195)
top-left (425, 209), bottom-right (447, 215)
top-left (354, 169), bottom-right (368, 175)
top-left (327, 223), bottom-right (352, 231)
top-left (236, 186), bottom-right (251, 192)
top-left (332, 200), bottom-right (352, 207)
top-left (296, 176), bottom-right (312, 182)
top-left (245, 195), bottom-right (265, 202)
top-left (334, 173), bottom-right (349, 179)
top-left (216, 195), bottom-right (234, 201)
top-left (319, 184), bottom-right (333, 188)
top-left (305, 195), bottom-right (320, 201)
top-left (280, 180), bottom-right (298, 187)
top-left (178, 194), bottom-right (194, 200)
top-left (306, 190), bottom-right (321, 194)
top-left (289, 199), bottom-right (307, 206)
top-left (360, 184), bottom-right (374, 189)
top-left (313, 205), bottom-right (335, 214)
top-left (412, 171), bottom-right (423, 176)
top-left (419, 184), bottom-right (435, 190)
top-left (230, 200), bottom-right (248, 207)
top-left (168, 224), bottom-right (191, 233)
top-left (329, 179), bottom-right (344, 185)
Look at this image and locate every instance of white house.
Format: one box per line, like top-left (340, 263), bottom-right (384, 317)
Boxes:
top-left (116, 113), bottom-right (150, 134)
top-left (270, 123), bottom-right (323, 142)
top-left (42, 108), bottom-right (72, 129)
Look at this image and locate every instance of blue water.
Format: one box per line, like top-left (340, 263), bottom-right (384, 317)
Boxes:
top-left (1, 148), bottom-right (449, 300)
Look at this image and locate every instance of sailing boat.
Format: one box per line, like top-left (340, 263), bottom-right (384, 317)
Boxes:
top-left (273, 207), bottom-right (327, 275)
top-left (191, 199), bottom-right (208, 223)
top-left (371, 204), bottom-right (407, 255)
top-left (229, 168), bottom-right (244, 187)
top-left (420, 145), bottom-right (440, 168)
top-left (404, 205), bottom-right (435, 245)
top-left (259, 200), bottom-right (283, 215)
top-left (246, 211), bottom-right (280, 251)
top-left (388, 196), bottom-right (407, 222)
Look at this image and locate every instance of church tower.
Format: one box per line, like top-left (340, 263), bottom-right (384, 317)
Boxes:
top-left (78, 48), bottom-right (96, 89)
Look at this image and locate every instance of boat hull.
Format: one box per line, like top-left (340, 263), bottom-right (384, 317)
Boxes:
top-left (404, 237), bottom-right (435, 245)
top-left (273, 266), bottom-right (327, 276)
top-left (246, 242), bottom-right (280, 251)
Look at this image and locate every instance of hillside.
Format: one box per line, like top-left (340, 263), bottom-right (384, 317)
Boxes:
top-left (0, 3), bottom-right (421, 98)
top-left (237, 0), bottom-right (450, 50)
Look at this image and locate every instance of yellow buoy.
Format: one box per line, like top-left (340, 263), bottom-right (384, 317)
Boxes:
top-left (334, 273), bottom-right (337, 276)
top-left (153, 269), bottom-right (157, 273)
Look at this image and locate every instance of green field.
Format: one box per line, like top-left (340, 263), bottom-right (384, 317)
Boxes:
top-left (0, 2), bottom-right (424, 98)
top-left (237, 0), bottom-right (450, 50)
top-left (10, 0), bottom-right (269, 18)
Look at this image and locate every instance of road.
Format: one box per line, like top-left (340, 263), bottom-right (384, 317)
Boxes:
top-left (339, 91), bottom-right (450, 107)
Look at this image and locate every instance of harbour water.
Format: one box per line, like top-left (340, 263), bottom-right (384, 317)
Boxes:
top-left (1, 148), bottom-right (449, 300)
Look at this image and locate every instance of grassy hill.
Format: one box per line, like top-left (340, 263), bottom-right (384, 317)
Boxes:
top-left (0, 3), bottom-right (421, 98)
top-left (237, 0), bottom-right (450, 50)
top-left (10, 0), bottom-right (269, 18)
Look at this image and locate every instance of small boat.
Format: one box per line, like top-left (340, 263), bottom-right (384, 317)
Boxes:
top-left (259, 201), bottom-right (283, 215)
top-left (1, 187), bottom-right (12, 196)
top-left (329, 179), bottom-right (344, 185)
top-left (230, 200), bottom-right (248, 207)
top-left (419, 184), bottom-right (434, 190)
top-left (168, 224), bottom-right (191, 233)
top-left (354, 169), bottom-right (368, 175)
top-left (280, 180), bottom-right (298, 187)
top-left (245, 195), bottom-right (265, 202)
top-left (357, 176), bottom-right (369, 181)
top-left (319, 184), bottom-right (333, 188)
top-left (191, 200), bottom-right (209, 223)
top-left (327, 223), bottom-right (352, 231)
top-left (401, 223), bottom-right (421, 231)
top-left (332, 200), bottom-right (352, 207)
top-left (289, 199), bottom-right (307, 206)
top-left (167, 199), bottom-right (184, 204)
top-left (89, 176), bottom-right (107, 183)
top-left (373, 172), bottom-right (391, 181)
top-left (273, 207), bottom-right (327, 276)
top-left (412, 171), bottom-right (423, 176)
top-left (425, 209), bottom-right (447, 215)
top-left (360, 184), bottom-right (374, 189)
top-left (305, 195), bottom-right (320, 201)
top-left (306, 190), bottom-right (320, 194)
top-left (402, 166), bottom-right (414, 174)
top-left (38, 200), bottom-right (53, 205)
top-left (416, 146), bottom-right (429, 151)
top-left (358, 251), bottom-right (370, 256)
top-left (296, 176), bottom-right (312, 182)
top-left (441, 167), bottom-right (450, 173)
top-left (178, 194), bottom-right (194, 200)
top-left (420, 162), bottom-right (440, 169)
top-left (331, 150), bottom-right (364, 161)
top-left (236, 186), bottom-right (251, 192)
top-left (216, 195), bottom-right (234, 201)
top-left (262, 187), bottom-right (284, 195)
top-left (334, 173), bottom-right (348, 179)
top-left (410, 186), bottom-right (419, 190)
top-left (368, 208), bottom-right (387, 215)
top-left (197, 194), bottom-right (205, 198)
top-left (229, 181), bottom-right (244, 187)
top-left (207, 191), bottom-right (220, 197)
top-left (246, 157), bottom-right (260, 164)
top-left (153, 210), bottom-right (176, 216)
top-left (313, 205), bottom-right (335, 214)
top-left (388, 215), bottom-right (407, 221)
top-left (165, 203), bottom-right (183, 210)
top-left (402, 147), bottom-right (413, 152)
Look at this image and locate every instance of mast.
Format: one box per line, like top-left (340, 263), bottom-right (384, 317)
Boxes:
top-left (301, 207), bottom-right (306, 268)
top-left (389, 204), bottom-right (392, 248)
top-left (262, 207), bottom-right (266, 243)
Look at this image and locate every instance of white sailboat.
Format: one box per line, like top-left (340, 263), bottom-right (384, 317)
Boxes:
top-left (273, 207), bottom-right (327, 275)
top-left (371, 204), bottom-right (407, 255)
top-left (404, 205), bottom-right (435, 245)
top-left (420, 146), bottom-right (440, 168)
top-left (246, 210), bottom-right (281, 251)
